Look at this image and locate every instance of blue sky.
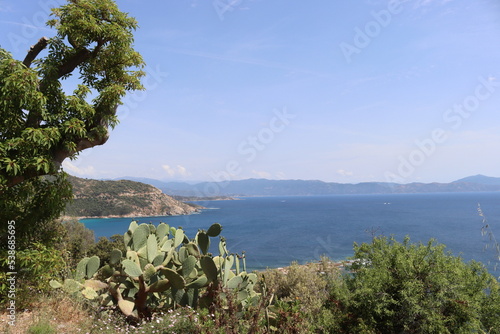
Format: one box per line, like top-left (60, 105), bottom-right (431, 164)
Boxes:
top-left (2, 0), bottom-right (500, 183)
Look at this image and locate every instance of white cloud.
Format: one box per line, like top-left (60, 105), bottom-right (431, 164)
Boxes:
top-left (275, 172), bottom-right (287, 180)
top-left (162, 164), bottom-right (191, 177)
top-left (162, 165), bottom-right (175, 177)
top-left (62, 160), bottom-right (96, 176)
top-left (337, 169), bottom-right (354, 177)
top-left (251, 170), bottom-right (272, 179)
top-left (176, 165), bottom-right (190, 176)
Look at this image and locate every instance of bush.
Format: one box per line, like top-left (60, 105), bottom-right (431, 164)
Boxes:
top-left (480, 278), bottom-right (500, 334)
top-left (88, 234), bottom-right (125, 267)
top-left (261, 259), bottom-right (343, 333)
top-left (330, 236), bottom-right (499, 334)
top-left (61, 218), bottom-right (95, 267)
top-left (263, 262), bottom-right (328, 317)
top-left (1, 242), bottom-right (67, 309)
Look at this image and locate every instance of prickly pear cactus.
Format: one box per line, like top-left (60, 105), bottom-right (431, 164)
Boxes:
top-left (51, 221), bottom-right (259, 321)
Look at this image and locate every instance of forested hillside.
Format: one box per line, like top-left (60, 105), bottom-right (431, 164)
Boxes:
top-left (65, 175), bottom-right (201, 217)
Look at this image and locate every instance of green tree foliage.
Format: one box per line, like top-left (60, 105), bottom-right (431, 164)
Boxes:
top-left (1, 242), bottom-right (67, 309)
top-left (332, 236), bottom-right (500, 333)
top-left (89, 234), bottom-right (126, 266)
top-left (62, 218), bottom-right (96, 266)
top-left (0, 0), bottom-right (144, 247)
top-left (0, 174), bottom-right (72, 249)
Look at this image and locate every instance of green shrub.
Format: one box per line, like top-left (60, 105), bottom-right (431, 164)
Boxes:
top-left (61, 218), bottom-right (96, 267)
top-left (0, 242), bottom-right (67, 309)
top-left (264, 262), bottom-right (328, 314)
top-left (331, 236), bottom-right (499, 334)
top-left (88, 234), bottom-right (126, 266)
top-left (480, 278), bottom-right (500, 334)
top-left (261, 259), bottom-right (344, 333)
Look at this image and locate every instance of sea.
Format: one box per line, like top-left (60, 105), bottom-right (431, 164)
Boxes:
top-left (82, 192), bottom-right (500, 275)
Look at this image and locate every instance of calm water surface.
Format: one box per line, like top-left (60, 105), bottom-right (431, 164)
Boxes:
top-left (82, 192), bottom-right (500, 274)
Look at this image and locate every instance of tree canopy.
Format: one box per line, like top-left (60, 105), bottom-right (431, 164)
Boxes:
top-left (0, 0), bottom-right (144, 246)
top-left (0, 0), bottom-right (144, 189)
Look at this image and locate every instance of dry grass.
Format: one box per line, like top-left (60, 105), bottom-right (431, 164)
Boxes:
top-left (0, 292), bottom-right (91, 334)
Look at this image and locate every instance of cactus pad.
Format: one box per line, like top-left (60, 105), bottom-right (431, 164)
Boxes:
top-left (207, 223), bottom-right (222, 237)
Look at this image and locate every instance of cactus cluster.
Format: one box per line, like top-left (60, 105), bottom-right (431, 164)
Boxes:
top-left (50, 221), bottom-right (259, 321)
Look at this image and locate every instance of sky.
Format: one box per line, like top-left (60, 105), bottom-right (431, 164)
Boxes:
top-left (1, 0), bottom-right (500, 184)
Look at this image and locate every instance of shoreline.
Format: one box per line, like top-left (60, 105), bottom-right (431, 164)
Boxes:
top-left (60, 207), bottom-right (205, 221)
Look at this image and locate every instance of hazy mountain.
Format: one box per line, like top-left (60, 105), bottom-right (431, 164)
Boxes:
top-left (453, 174), bottom-right (500, 185)
top-left (116, 175), bottom-right (500, 197)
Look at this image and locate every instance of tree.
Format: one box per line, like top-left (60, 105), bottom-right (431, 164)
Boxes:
top-left (62, 218), bottom-right (95, 266)
top-left (333, 236), bottom-right (500, 333)
top-left (88, 233), bottom-right (125, 266)
top-left (0, 174), bottom-right (72, 248)
top-left (0, 0), bottom-right (144, 246)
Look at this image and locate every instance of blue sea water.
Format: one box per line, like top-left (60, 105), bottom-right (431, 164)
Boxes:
top-left (82, 192), bottom-right (500, 274)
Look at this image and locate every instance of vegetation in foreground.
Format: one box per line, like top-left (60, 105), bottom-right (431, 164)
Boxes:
top-left (1, 220), bottom-right (499, 334)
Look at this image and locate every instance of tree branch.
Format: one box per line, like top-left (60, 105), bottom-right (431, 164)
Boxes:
top-left (23, 37), bottom-right (49, 68)
top-left (52, 131), bottom-right (110, 166)
top-left (25, 43), bottom-right (95, 128)
top-left (56, 47), bottom-right (92, 78)
top-left (5, 129), bottom-right (110, 188)
top-left (56, 38), bottom-right (105, 79)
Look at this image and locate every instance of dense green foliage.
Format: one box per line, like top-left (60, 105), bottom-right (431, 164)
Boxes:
top-left (0, 0), bottom-right (144, 190)
top-left (61, 218), bottom-right (96, 266)
top-left (89, 234), bottom-right (126, 267)
top-left (0, 242), bottom-right (68, 309)
top-left (0, 173), bottom-right (72, 249)
top-left (0, 0), bottom-right (144, 251)
top-left (329, 236), bottom-right (500, 333)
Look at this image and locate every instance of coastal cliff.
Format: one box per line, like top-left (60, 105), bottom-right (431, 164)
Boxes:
top-left (65, 175), bottom-right (201, 218)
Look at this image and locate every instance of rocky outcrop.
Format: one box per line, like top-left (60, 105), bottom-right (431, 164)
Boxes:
top-left (65, 175), bottom-right (201, 218)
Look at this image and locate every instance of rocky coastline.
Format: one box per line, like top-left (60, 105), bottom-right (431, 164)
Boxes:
top-left (65, 175), bottom-right (204, 218)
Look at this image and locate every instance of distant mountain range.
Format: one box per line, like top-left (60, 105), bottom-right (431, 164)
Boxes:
top-left (116, 174), bottom-right (500, 197)
top-left (453, 175), bottom-right (500, 185)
